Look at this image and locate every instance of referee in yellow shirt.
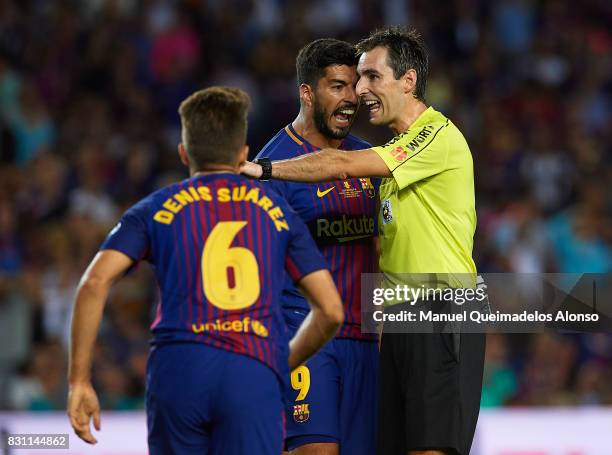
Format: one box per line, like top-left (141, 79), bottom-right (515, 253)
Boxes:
top-left (243, 27), bottom-right (485, 455)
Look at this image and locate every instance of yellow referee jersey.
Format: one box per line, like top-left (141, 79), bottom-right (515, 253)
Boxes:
top-left (372, 107), bottom-right (476, 292)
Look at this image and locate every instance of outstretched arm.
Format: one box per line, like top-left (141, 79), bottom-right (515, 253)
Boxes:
top-left (67, 250), bottom-right (133, 444)
top-left (242, 148), bottom-right (391, 182)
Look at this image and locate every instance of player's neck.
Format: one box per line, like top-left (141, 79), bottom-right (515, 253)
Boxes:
top-left (389, 100), bottom-right (428, 136)
top-left (292, 113), bottom-right (342, 149)
top-left (191, 164), bottom-right (238, 177)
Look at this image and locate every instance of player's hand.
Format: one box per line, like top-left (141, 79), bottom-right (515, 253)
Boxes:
top-left (67, 382), bottom-right (101, 444)
top-left (240, 161), bottom-right (263, 179)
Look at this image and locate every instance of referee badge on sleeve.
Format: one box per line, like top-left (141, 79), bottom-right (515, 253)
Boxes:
top-left (390, 145), bottom-right (408, 162)
top-left (382, 199), bottom-right (393, 224)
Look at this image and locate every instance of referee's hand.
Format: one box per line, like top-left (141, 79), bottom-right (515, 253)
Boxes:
top-left (67, 382), bottom-right (101, 444)
top-left (240, 161), bottom-right (263, 179)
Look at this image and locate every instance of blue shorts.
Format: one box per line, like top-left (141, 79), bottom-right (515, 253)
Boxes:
top-left (146, 343), bottom-right (284, 455)
top-left (284, 312), bottom-right (379, 454)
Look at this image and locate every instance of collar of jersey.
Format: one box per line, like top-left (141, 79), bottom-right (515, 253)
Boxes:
top-left (285, 124), bottom-right (305, 146)
top-left (286, 123), bottom-right (346, 151)
top-left (403, 106), bottom-right (442, 133)
top-left (187, 172), bottom-right (239, 183)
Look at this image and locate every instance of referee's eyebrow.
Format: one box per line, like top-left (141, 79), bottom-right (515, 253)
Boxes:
top-left (358, 68), bottom-right (380, 77)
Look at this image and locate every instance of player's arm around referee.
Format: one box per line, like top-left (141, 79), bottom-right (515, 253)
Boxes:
top-left (243, 27), bottom-right (485, 455)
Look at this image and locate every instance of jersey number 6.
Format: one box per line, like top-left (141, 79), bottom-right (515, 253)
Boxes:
top-left (202, 221), bottom-right (261, 310)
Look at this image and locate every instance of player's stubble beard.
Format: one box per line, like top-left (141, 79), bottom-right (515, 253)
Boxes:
top-left (313, 97), bottom-right (353, 140)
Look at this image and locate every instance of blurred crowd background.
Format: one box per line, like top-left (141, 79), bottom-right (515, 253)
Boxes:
top-left (0, 0), bottom-right (610, 411)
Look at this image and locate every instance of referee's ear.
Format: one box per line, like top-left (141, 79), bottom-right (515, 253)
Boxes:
top-left (402, 68), bottom-right (417, 96)
top-left (237, 145), bottom-right (249, 166)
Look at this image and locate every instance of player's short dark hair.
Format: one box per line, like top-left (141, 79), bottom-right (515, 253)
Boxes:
top-left (296, 39), bottom-right (358, 87)
top-left (356, 27), bottom-right (429, 102)
top-left (178, 86), bottom-right (250, 168)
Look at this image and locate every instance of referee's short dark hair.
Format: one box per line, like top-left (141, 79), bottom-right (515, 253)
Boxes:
top-left (178, 86), bottom-right (250, 167)
top-left (296, 39), bottom-right (358, 87)
top-left (356, 27), bottom-right (429, 102)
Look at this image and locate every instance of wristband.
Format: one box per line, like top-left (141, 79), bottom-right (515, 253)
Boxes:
top-left (254, 158), bottom-right (272, 181)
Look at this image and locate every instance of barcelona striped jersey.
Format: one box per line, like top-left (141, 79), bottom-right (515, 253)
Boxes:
top-left (257, 125), bottom-right (379, 340)
top-left (100, 173), bottom-right (327, 378)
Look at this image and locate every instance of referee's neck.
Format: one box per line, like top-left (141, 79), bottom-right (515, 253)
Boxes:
top-left (390, 101), bottom-right (429, 135)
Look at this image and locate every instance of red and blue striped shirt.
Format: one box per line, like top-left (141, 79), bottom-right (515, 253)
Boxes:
top-left (257, 125), bottom-right (379, 340)
top-left (100, 173), bottom-right (327, 378)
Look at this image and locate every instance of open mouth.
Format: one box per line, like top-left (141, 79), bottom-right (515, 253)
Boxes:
top-left (363, 99), bottom-right (381, 115)
top-left (333, 106), bottom-right (356, 125)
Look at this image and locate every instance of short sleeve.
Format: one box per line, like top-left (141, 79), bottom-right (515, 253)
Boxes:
top-left (372, 121), bottom-right (449, 190)
top-left (284, 208), bottom-right (327, 282)
top-left (100, 199), bottom-right (150, 262)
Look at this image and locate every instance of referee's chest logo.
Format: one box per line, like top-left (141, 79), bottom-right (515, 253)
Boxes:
top-left (382, 199), bottom-right (393, 224)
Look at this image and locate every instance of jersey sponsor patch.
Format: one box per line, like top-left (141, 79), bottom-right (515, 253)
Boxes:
top-left (402, 125), bottom-right (436, 152)
top-left (382, 199), bottom-right (393, 224)
top-left (314, 215), bottom-right (375, 243)
top-left (384, 125), bottom-right (439, 163)
top-left (390, 146), bottom-right (408, 162)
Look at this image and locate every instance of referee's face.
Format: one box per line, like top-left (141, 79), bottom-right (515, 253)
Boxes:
top-left (311, 64), bottom-right (359, 139)
top-left (356, 46), bottom-right (404, 127)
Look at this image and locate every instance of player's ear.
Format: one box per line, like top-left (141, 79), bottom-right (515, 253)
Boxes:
top-left (178, 143), bottom-right (189, 167)
top-left (299, 83), bottom-right (313, 107)
top-left (237, 145), bottom-right (249, 165)
top-left (403, 69), bottom-right (417, 95)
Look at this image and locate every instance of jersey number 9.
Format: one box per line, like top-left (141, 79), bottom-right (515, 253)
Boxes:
top-left (291, 365), bottom-right (311, 401)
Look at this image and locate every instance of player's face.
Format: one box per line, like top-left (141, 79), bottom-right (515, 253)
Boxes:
top-left (356, 46), bottom-right (405, 126)
top-left (312, 65), bottom-right (359, 139)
